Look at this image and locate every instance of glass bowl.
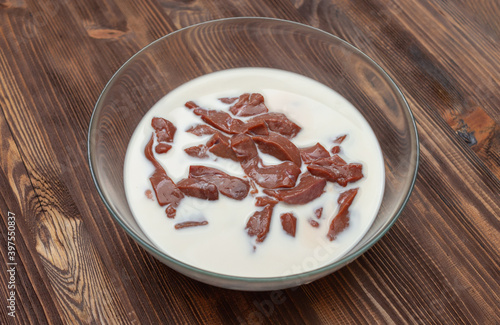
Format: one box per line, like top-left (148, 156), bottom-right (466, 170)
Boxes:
top-left (88, 17), bottom-right (419, 291)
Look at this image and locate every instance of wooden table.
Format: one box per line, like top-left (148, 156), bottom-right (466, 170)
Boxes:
top-left (1, 0), bottom-right (498, 324)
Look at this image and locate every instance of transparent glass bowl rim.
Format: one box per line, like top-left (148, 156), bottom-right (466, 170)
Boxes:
top-left (88, 17), bottom-right (420, 284)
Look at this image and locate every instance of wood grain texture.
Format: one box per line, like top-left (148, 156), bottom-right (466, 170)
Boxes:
top-left (0, 111), bottom-right (64, 325)
top-left (1, 0), bottom-right (499, 324)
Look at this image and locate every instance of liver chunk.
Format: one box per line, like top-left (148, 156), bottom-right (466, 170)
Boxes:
top-left (206, 132), bottom-right (238, 161)
top-left (255, 196), bottom-right (278, 207)
top-left (307, 155), bottom-right (363, 187)
top-left (175, 221), bottom-right (209, 229)
top-left (152, 117), bottom-right (177, 143)
top-left (244, 160), bottom-right (302, 189)
top-left (177, 178), bottom-right (219, 200)
top-left (184, 145), bottom-right (208, 158)
top-left (280, 213), bottom-right (297, 237)
top-left (247, 113), bottom-right (301, 138)
top-left (327, 188), bottom-right (358, 240)
top-left (230, 134), bottom-right (259, 161)
top-left (144, 134), bottom-right (184, 217)
top-left (231, 134), bottom-right (301, 189)
top-left (263, 173), bottom-right (326, 204)
top-left (219, 97), bottom-right (238, 104)
top-left (189, 166), bottom-right (250, 200)
top-left (229, 93), bottom-right (269, 117)
top-left (299, 143), bottom-right (330, 164)
top-left (149, 171), bottom-right (184, 209)
top-left (244, 120), bottom-right (269, 136)
top-left (246, 205), bottom-right (274, 243)
top-left (193, 108), bottom-right (246, 134)
top-left (155, 143), bottom-right (172, 154)
top-left (186, 124), bottom-right (217, 136)
top-left (253, 132), bottom-right (302, 167)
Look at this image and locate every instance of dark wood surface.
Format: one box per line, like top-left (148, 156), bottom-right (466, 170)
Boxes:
top-left (1, 0), bottom-right (499, 324)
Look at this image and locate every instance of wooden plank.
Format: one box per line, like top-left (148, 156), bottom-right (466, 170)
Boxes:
top-left (451, 0), bottom-right (500, 40)
top-left (0, 111), bottom-right (64, 325)
top-left (159, 0), bottom-right (307, 29)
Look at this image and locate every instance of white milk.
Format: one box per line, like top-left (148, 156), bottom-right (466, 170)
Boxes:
top-left (124, 68), bottom-right (385, 277)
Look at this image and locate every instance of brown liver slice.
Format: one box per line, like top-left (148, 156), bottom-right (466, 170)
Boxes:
top-left (144, 134), bottom-right (184, 215)
top-left (230, 134), bottom-right (259, 161)
top-left (145, 134), bottom-right (162, 170)
top-left (246, 160), bottom-right (301, 189)
top-left (165, 206), bottom-right (176, 219)
top-left (149, 171), bottom-right (184, 208)
top-left (307, 155), bottom-right (363, 187)
top-left (299, 143), bottom-right (330, 164)
top-left (231, 134), bottom-right (301, 189)
top-left (189, 166), bottom-right (250, 200)
top-left (248, 113), bottom-right (301, 138)
top-left (184, 145), bottom-right (208, 158)
top-left (253, 132), bottom-right (302, 167)
top-left (155, 143), bottom-right (172, 154)
top-left (309, 219), bottom-right (320, 228)
top-left (219, 97), bottom-right (238, 104)
top-left (333, 134), bottom-right (347, 144)
top-left (245, 205), bottom-right (274, 243)
top-left (206, 132), bottom-right (238, 161)
top-left (280, 213), bottom-right (297, 237)
top-left (186, 124), bottom-right (217, 136)
top-left (315, 207), bottom-right (323, 219)
top-left (331, 146), bottom-right (341, 154)
top-left (244, 120), bottom-right (269, 136)
top-left (263, 173), bottom-right (326, 204)
top-left (229, 93), bottom-right (269, 117)
top-left (152, 117), bottom-right (177, 143)
top-left (175, 221), bottom-right (209, 229)
top-left (255, 196), bottom-right (278, 207)
top-left (327, 188), bottom-right (358, 240)
top-left (193, 108), bottom-right (246, 134)
top-left (177, 178), bottom-right (219, 200)
top-left (185, 101), bottom-right (199, 109)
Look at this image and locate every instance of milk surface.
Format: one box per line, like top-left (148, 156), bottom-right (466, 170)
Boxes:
top-left (124, 68), bottom-right (385, 277)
